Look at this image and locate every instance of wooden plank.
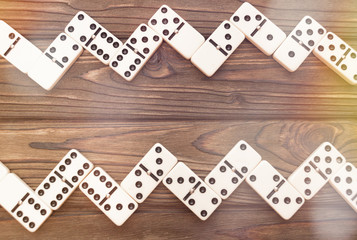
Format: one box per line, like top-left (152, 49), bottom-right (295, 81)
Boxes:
top-left (0, 0), bottom-right (356, 120)
top-left (0, 120), bottom-right (356, 239)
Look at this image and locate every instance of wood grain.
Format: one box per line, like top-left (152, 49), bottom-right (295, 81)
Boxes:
top-left (0, 0), bottom-right (356, 239)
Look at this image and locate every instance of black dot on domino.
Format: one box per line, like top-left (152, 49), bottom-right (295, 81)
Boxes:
top-left (242, 167), bottom-right (248, 173)
top-left (306, 18), bottom-right (312, 24)
top-left (151, 19), bottom-right (157, 25)
top-left (178, 177), bottom-right (184, 184)
top-left (135, 58), bottom-right (141, 65)
top-left (29, 198), bottom-right (34, 204)
top-left (240, 144), bottom-right (246, 150)
top-left (163, 30), bottom-right (169, 36)
top-left (212, 198), bottom-right (218, 204)
top-left (224, 23), bottom-right (230, 29)
top-left (103, 54), bottom-right (109, 60)
top-left (130, 38), bottom-right (137, 44)
top-left (63, 187), bottom-right (68, 194)
top-left (220, 166), bottom-right (226, 172)
top-left (51, 201), bottom-right (57, 207)
top-left (201, 210), bottom-right (207, 217)
top-left (232, 177), bottom-right (238, 184)
top-left (29, 222), bottom-right (35, 229)
top-left (272, 197), bottom-right (279, 204)
top-left (288, 51), bottom-right (295, 58)
top-left (162, 18), bottom-right (168, 24)
top-left (305, 189), bottom-right (311, 196)
top-left (244, 15), bottom-right (251, 21)
top-left (156, 146), bottom-right (162, 153)
top-left (62, 57), bottom-right (68, 63)
top-left (128, 203), bottom-right (135, 210)
top-left (91, 44), bottom-right (97, 51)
top-left (60, 35), bottom-right (66, 41)
top-left (156, 158), bottom-right (163, 164)
top-left (225, 34), bottom-right (231, 40)
top-left (107, 37), bottom-right (113, 43)
top-left (136, 193), bottom-right (143, 199)
top-left (104, 204), bottom-right (110, 211)
top-left (209, 178), bottom-right (215, 184)
top-left (78, 14), bottom-right (84, 20)
top-left (135, 169), bottom-right (141, 176)
top-left (97, 49), bottom-right (103, 56)
top-left (142, 37), bottom-right (148, 43)
top-left (347, 189), bottom-right (352, 195)
top-left (346, 177), bottom-right (352, 184)
top-left (106, 181), bottom-right (112, 188)
top-left (116, 204), bottom-right (123, 210)
top-left (41, 209), bottom-right (47, 215)
top-left (136, 181), bottom-right (142, 188)
top-left (341, 64), bottom-right (347, 70)
top-left (153, 35), bottom-right (160, 42)
top-left (38, 189), bottom-right (44, 196)
top-left (334, 176), bottom-right (341, 183)
top-left (161, 7), bottom-right (167, 13)
top-left (141, 25), bottom-right (147, 32)
top-left (267, 34), bottom-right (273, 41)
top-left (221, 189), bottom-right (227, 196)
top-left (296, 197), bottom-right (303, 204)
top-left (82, 182), bottom-right (88, 189)
top-left (351, 53), bottom-right (356, 59)
top-left (318, 45), bottom-right (324, 52)
top-left (94, 194), bottom-right (100, 201)
top-left (73, 44), bottom-right (79, 51)
top-left (125, 71), bottom-right (131, 77)
top-left (296, 30), bottom-right (302, 36)
top-left (157, 169), bottom-right (163, 176)
top-left (226, 44), bottom-right (232, 51)
top-left (129, 65), bottom-right (136, 71)
top-left (44, 183), bottom-right (50, 189)
top-left (100, 176), bottom-right (106, 182)
top-left (56, 194), bottom-right (63, 200)
top-left (189, 199), bottom-right (195, 205)
top-left (199, 186), bottom-right (206, 193)
top-left (233, 16), bottom-right (240, 22)
top-left (50, 47), bottom-right (56, 53)
top-left (17, 211), bottom-right (23, 217)
top-left (307, 29), bottom-right (313, 35)
top-left (143, 48), bottom-right (150, 54)
top-left (249, 175), bottom-right (256, 182)
top-left (173, 18), bottom-right (179, 24)
top-left (23, 217), bottom-right (29, 223)
top-left (90, 24), bottom-right (96, 30)
top-left (166, 178), bottom-right (173, 184)
top-left (80, 36), bottom-right (86, 42)
top-left (255, 15), bottom-right (262, 21)
top-left (59, 165), bottom-right (66, 172)
top-left (68, 26), bottom-right (74, 32)
top-left (113, 42), bottom-right (120, 48)
top-left (304, 177), bottom-right (311, 184)
top-left (78, 169), bottom-right (84, 176)
top-left (273, 175), bottom-right (280, 182)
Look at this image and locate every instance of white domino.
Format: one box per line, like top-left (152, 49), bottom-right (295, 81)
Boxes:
top-left (191, 20), bottom-right (245, 77)
top-left (28, 33), bottom-right (83, 90)
top-left (121, 143), bottom-right (177, 203)
top-left (148, 5), bottom-right (205, 59)
top-left (36, 149), bottom-right (94, 210)
top-left (273, 16), bottom-right (326, 72)
top-left (288, 142), bottom-right (346, 200)
top-left (205, 140), bottom-right (262, 199)
top-left (65, 11), bottom-right (122, 65)
top-left (110, 24), bottom-right (163, 81)
top-left (163, 162), bottom-right (222, 221)
top-left (0, 173), bottom-right (52, 232)
top-left (0, 161), bottom-right (10, 182)
top-left (313, 32), bottom-right (357, 85)
top-left (0, 20), bottom-right (42, 74)
top-left (80, 167), bottom-right (138, 226)
top-left (229, 2), bottom-right (286, 56)
top-left (330, 162), bottom-right (357, 213)
top-left (246, 160), bottom-right (305, 220)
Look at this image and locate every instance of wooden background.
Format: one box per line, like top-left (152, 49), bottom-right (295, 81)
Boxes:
top-left (0, 0), bottom-right (356, 239)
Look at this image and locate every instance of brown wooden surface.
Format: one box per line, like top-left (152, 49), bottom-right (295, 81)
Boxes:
top-left (0, 0), bottom-right (356, 239)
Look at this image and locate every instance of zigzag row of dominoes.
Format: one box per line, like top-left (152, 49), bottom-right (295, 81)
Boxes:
top-left (0, 3), bottom-right (356, 91)
top-left (0, 141), bottom-right (355, 232)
